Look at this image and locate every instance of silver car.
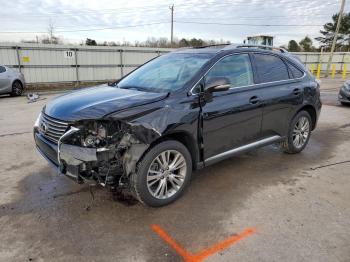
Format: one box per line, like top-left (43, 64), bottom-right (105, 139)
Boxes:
top-left (0, 65), bottom-right (25, 96)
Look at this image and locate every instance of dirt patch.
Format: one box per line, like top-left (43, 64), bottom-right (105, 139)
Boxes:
top-left (0, 131), bottom-right (31, 137)
top-left (4, 161), bottom-right (34, 172)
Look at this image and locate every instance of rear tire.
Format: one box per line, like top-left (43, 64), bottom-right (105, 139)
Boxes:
top-left (11, 81), bottom-right (23, 96)
top-left (281, 111), bottom-right (312, 154)
top-left (340, 101), bottom-right (349, 106)
top-left (130, 140), bottom-right (192, 207)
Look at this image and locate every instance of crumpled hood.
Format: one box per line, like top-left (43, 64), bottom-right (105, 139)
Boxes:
top-left (44, 84), bottom-right (168, 121)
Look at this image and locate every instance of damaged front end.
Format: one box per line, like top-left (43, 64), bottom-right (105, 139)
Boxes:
top-left (57, 120), bottom-right (152, 188)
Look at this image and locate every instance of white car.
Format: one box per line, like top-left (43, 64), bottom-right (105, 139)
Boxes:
top-left (0, 65), bottom-right (25, 96)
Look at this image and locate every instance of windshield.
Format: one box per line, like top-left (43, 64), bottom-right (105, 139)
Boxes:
top-left (117, 53), bottom-right (213, 92)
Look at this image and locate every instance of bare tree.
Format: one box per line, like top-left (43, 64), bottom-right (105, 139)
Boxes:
top-left (47, 19), bottom-right (55, 44)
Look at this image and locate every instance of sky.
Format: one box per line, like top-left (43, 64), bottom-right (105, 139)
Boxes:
top-left (0, 0), bottom-right (348, 46)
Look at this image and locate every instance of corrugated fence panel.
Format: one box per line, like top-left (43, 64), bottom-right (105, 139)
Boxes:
top-left (20, 48), bottom-right (75, 66)
top-left (3, 43), bottom-right (350, 84)
top-left (22, 67), bottom-right (76, 83)
top-left (123, 67), bottom-right (137, 76)
top-left (79, 67), bottom-right (121, 81)
top-left (0, 43), bottom-right (173, 83)
top-left (124, 52), bottom-right (158, 65)
top-left (78, 50), bottom-right (121, 65)
top-left (0, 47), bottom-right (17, 66)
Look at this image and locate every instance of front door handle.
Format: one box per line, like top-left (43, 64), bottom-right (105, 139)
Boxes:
top-left (293, 88), bottom-right (301, 96)
top-left (249, 96), bottom-right (260, 104)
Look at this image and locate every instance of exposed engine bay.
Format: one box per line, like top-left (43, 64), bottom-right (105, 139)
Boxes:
top-left (57, 119), bottom-right (154, 189)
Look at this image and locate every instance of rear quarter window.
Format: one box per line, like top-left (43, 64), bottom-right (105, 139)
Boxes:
top-left (287, 62), bottom-right (304, 78)
top-left (0, 66), bottom-right (6, 73)
top-left (253, 54), bottom-right (289, 83)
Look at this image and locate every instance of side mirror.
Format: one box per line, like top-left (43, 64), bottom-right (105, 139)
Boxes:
top-left (205, 77), bottom-right (230, 93)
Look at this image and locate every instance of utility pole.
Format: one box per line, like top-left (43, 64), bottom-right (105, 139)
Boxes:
top-left (169, 5), bottom-right (174, 45)
top-left (48, 19), bottom-right (55, 44)
top-left (325, 0), bottom-right (346, 77)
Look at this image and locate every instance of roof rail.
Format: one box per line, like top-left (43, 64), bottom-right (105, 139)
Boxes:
top-left (191, 43), bottom-right (231, 49)
top-left (224, 44), bottom-right (288, 53)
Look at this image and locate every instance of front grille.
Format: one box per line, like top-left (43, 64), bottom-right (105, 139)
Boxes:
top-left (39, 113), bottom-right (69, 144)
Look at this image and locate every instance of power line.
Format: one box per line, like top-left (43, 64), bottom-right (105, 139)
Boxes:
top-left (0, 20), bottom-right (326, 35)
top-left (176, 14), bottom-right (335, 20)
top-left (0, 21), bottom-right (169, 34)
top-left (174, 21), bottom-right (324, 27)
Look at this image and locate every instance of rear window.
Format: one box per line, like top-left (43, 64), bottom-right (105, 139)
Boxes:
top-left (0, 66), bottom-right (6, 73)
top-left (287, 62), bottom-right (304, 78)
top-left (253, 54), bottom-right (289, 83)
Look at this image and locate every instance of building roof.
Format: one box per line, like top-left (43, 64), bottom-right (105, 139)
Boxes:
top-left (247, 35), bottom-right (274, 38)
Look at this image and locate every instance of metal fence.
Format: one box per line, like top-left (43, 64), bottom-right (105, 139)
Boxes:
top-left (294, 52), bottom-right (350, 72)
top-left (0, 43), bottom-right (172, 84)
top-left (0, 42), bottom-right (349, 84)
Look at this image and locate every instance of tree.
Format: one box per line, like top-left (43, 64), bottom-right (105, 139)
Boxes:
top-left (288, 40), bottom-right (300, 52)
top-left (299, 36), bottom-right (315, 52)
top-left (158, 37), bottom-right (168, 47)
top-left (81, 37), bottom-right (231, 48)
top-left (85, 38), bottom-right (97, 46)
top-left (315, 12), bottom-right (350, 50)
top-left (179, 38), bottom-right (189, 47)
top-left (41, 36), bottom-right (60, 44)
top-left (40, 19), bottom-right (62, 44)
top-left (189, 38), bottom-right (204, 47)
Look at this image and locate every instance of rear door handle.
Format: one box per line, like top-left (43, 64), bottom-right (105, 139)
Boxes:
top-left (293, 88), bottom-right (301, 96)
top-left (249, 96), bottom-right (260, 104)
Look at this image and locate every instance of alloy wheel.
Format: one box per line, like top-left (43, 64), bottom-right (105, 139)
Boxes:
top-left (13, 82), bottom-right (22, 96)
top-left (292, 116), bottom-right (310, 149)
top-left (147, 150), bottom-right (187, 199)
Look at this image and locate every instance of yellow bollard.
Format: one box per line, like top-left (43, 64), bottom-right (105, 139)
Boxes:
top-left (331, 64), bottom-right (336, 79)
top-left (316, 64), bottom-right (321, 79)
top-left (343, 64), bottom-right (347, 80)
top-left (311, 64), bottom-right (315, 75)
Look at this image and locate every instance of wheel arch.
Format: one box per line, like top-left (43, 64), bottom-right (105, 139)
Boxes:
top-left (12, 79), bottom-right (23, 88)
top-left (296, 104), bottom-right (317, 130)
top-left (147, 130), bottom-right (200, 170)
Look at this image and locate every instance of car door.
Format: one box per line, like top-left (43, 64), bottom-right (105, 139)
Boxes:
top-left (0, 66), bottom-right (12, 93)
top-left (251, 53), bottom-right (305, 138)
top-left (200, 53), bottom-right (263, 161)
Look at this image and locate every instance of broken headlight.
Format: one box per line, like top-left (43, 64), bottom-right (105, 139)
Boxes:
top-left (74, 121), bottom-right (108, 148)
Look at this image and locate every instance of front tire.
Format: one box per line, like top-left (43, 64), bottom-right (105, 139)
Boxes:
top-left (130, 140), bottom-right (192, 207)
top-left (11, 81), bottom-right (23, 96)
top-left (282, 111), bottom-right (312, 154)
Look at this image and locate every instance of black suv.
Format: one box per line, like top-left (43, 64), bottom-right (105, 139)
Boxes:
top-left (34, 44), bottom-right (322, 207)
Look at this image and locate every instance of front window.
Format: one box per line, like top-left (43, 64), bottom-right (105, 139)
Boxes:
top-left (117, 53), bottom-right (213, 93)
top-left (205, 54), bottom-right (254, 88)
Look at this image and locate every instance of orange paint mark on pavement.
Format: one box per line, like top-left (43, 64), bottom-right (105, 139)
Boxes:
top-left (152, 224), bottom-right (193, 261)
top-left (152, 224), bottom-right (256, 262)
